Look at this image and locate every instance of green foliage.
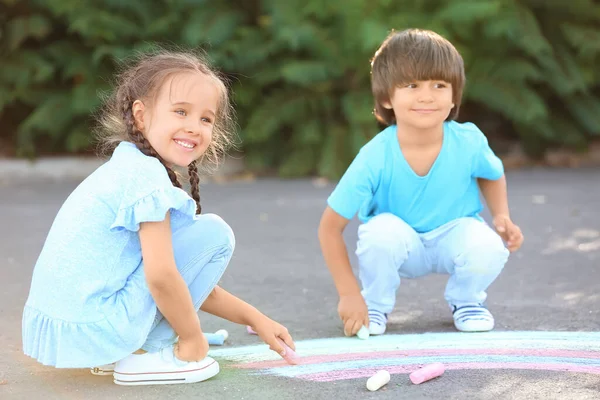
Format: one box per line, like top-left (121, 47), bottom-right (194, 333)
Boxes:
top-left (1, 0), bottom-right (599, 175)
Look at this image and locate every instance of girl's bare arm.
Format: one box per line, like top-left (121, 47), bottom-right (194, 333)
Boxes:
top-left (139, 212), bottom-right (203, 341)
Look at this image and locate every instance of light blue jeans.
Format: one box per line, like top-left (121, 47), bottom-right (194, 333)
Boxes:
top-left (356, 214), bottom-right (509, 314)
top-left (141, 213), bottom-right (235, 352)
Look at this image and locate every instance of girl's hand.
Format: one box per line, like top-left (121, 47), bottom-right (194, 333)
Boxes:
top-left (174, 332), bottom-right (209, 362)
top-left (493, 215), bottom-right (524, 252)
top-left (248, 316), bottom-right (295, 358)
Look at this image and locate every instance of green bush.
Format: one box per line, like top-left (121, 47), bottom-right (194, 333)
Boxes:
top-left (1, 0), bottom-right (599, 177)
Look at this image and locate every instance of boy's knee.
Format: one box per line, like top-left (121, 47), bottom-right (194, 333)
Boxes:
top-left (358, 213), bottom-right (415, 258)
top-left (461, 235), bottom-right (509, 274)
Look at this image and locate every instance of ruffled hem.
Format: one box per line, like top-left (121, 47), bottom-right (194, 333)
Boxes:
top-left (22, 306), bottom-right (137, 368)
top-left (110, 187), bottom-right (197, 232)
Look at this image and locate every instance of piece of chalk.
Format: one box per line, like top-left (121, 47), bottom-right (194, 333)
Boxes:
top-left (366, 370), bottom-right (390, 391)
top-left (277, 338), bottom-right (298, 365)
top-left (215, 329), bottom-right (229, 341)
top-left (356, 325), bottom-right (370, 340)
top-left (409, 362), bottom-right (445, 384)
top-left (246, 325), bottom-right (258, 335)
top-left (205, 333), bottom-right (225, 346)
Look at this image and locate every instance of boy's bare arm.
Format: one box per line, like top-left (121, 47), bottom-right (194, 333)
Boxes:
top-left (318, 207), bottom-right (360, 295)
top-left (478, 175), bottom-right (509, 218)
top-left (318, 207), bottom-right (369, 335)
top-left (478, 175), bottom-right (524, 251)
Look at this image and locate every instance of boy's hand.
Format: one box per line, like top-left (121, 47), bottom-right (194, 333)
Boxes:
top-left (338, 294), bottom-right (369, 336)
top-left (249, 316), bottom-right (295, 357)
top-left (493, 214), bottom-right (524, 252)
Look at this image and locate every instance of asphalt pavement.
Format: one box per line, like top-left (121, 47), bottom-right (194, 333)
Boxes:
top-left (1, 167), bottom-right (599, 399)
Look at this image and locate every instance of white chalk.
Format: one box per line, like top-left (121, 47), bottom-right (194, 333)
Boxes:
top-left (356, 325), bottom-right (370, 340)
top-left (215, 329), bottom-right (229, 341)
top-left (366, 370), bottom-right (390, 391)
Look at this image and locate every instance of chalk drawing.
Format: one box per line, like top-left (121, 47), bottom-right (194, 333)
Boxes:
top-left (209, 331), bottom-right (600, 382)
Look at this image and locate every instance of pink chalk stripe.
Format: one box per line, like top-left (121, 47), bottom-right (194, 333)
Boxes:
top-left (233, 348), bottom-right (600, 369)
top-left (298, 363), bottom-right (600, 382)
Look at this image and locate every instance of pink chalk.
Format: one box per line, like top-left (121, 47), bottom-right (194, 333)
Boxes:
top-left (409, 362), bottom-right (445, 384)
top-left (246, 325), bottom-right (258, 335)
top-left (246, 326), bottom-right (297, 365)
top-left (277, 338), bottom-right (298, 365)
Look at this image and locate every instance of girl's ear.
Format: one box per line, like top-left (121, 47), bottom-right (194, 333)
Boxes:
top-left (131, 100), bottom-right (146, 131)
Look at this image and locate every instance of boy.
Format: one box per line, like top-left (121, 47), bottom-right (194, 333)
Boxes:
top-left (318, 29), bottom-right (524, 336)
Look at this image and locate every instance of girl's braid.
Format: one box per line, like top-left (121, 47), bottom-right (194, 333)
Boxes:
top-left (122, 95), bottom-right (183, 190)
top-left (187, 161), bottom-right (201, 214)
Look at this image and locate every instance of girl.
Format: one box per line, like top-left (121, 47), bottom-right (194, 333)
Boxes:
top-left (22, 50), bottom-right (295, 386)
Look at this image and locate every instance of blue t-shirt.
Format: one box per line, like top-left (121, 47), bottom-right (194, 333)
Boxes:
top-left (327, 121), bottom-right (504, 233)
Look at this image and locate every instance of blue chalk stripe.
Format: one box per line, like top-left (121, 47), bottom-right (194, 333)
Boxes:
top-left (210, 331), bottom-right (600, 362)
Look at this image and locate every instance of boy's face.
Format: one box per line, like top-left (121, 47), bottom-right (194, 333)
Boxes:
top-left (133, 72), bottom-right (219, 167)
top-left (383, 80), bottom-right (454, 131)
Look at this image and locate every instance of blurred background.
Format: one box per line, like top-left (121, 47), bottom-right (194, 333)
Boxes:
top-left (2, 4), bottom-right (600, 398)
top-left (1, 0), bottom-right (599, 179)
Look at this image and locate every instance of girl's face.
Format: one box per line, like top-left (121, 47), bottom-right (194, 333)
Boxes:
top-left (383, 80), bottom-right (454, 133)
top-left (133, 73), bottom-right (219, 167)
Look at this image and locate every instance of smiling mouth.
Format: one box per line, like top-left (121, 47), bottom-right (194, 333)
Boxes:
top-left (174, 139), bottom-right (196, 150)
top-left (412, 109), bottom-right (437, 113)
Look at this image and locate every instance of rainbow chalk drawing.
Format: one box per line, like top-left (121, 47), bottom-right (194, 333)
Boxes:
top-left (210, 331), bottom-right (600, 382)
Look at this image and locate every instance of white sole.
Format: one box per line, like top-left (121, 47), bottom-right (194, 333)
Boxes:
top-left (368, 324), bottom-right (387, 336)
top-left (113, 359), bottom-right (219, 386)
top-left (454, 322), bottom-right (495, 332)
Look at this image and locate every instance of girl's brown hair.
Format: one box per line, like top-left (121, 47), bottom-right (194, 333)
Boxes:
top-left (371, 29), bottom-right (466, 125)
top-left (96, 49), bottom-right (236, 214)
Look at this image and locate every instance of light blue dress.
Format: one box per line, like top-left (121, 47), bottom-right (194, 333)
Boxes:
top-left (22, 142), bottom-right (198, 368)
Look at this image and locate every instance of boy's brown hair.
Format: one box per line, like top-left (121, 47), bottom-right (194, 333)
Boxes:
top-left (371, 29), bottom-right (465, 125)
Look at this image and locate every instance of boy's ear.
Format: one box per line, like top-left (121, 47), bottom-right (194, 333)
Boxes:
top-left (131, 100), bottom-right (145, 131)
top-left (381, 98), bottom-right (393, 109)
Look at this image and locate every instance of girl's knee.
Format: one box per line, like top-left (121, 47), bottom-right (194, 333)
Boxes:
top-left (194, 213), bottom-right (235, 251)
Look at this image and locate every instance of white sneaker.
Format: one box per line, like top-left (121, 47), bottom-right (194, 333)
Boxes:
top-left (368, 310), bottom-right (388, 335)
top-left (113, 346), bottom-right (219, 386)
top-left (90, 363), bottom-right (115, 376)
top-left (452, 304), bottom-right (495, 332)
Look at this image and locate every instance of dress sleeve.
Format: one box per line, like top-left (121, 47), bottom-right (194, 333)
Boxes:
top-left (109, 186), bottom-right (197, 232)
top-left (108, 154), bottom-right (197, 232)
